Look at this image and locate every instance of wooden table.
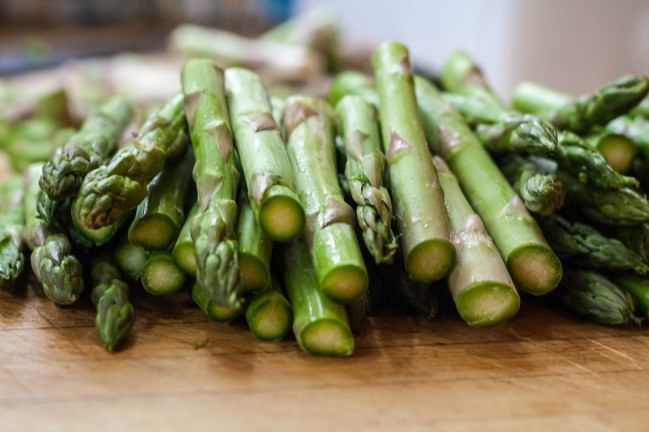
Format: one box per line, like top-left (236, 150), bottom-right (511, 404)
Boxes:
top-left (2, 284), bottom-right (649, 432)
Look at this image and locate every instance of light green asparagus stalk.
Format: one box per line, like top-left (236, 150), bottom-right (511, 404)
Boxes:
top-left (181, 59), bottom-right (241, 308)
top-left (630, 99), bottom-right (649, 119)
top-left (282, 240), bottom-right (354, 356)
top-left (71, 94), bottom-right (187, 233)
top-left (24, 165), bottom-right (84, 305)
top-left (560, 270), bottom-right (641, 326)
top-left (414, 76), bottom-right (562, 295)
top-left (128, 148), bottom-right (194, 250)
top-left (89, 253), bottom-right (134, 352)
top-left (372, 41), bottom-right (455, 282)
top-left (607, 116), bottom-right (649, 159)
top-left (283, 95), bottom-right (368, 303)
top-left (613, 274), bottom-right (649, 318)
top-left (245, 279), bottom-right (293, 341)
top-left (39, 97), bottom-right (133, 202)
top-left (237, 195), bottom-right (272, 293)
top-left (113, 235), bottom-right (150, 281)
top-left (3, 119), bottom-right (73, 173)
top-left (335, 95), bottom-right (397, 264)
top-left (500, 156), bottom-right (565, 216)
top-left (539, 215), bottom-right (649, 274)
top-left (512, 76), bottom-right (649, 133)
top-left (329, 71), bottom-right (379, 107)
top-left (434, 157), bottom-right (520, 327)
top-left (0, 176), bottom-right (26, 289)
top-left (225, 67), bottom-right (305, 241)
top-left (191, 282), bottom-right (241, 322)
top-left (270, 97), bottom-right (286, 138)
top-left (172, 204), bottom-right (198, 276)
top-left (141, 252), bottom-right (186, 296)
top-left (585, 130), bottom-right (636, 173)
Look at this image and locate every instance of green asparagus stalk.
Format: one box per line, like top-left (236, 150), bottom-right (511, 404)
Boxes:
top-left (335, 95), bottom-right (397, 264)
top-left (128, 148), bottom-right (194, 250)
top-left (329, 70), bottom-right (379, 107)
top-left (181, 59), bottom-right (241, 308)
top-left (39, 97), bottom-right (133, 202)
top-left (372, 41), bottom-right (455, 282)
top-left (141, 252), bottom-right (186, 296)
top-left (613, 274), bottom-right (649, 317)
top-left (172, 204), bottom-right (198, 276)
top-left (237, 195), bottom-right (272, 293)
top-left (511, 76), bottom-right (649, 133)
top-left (245, 280), bottom-right (293, 341)
top-left (24, 165), bottom-right (84, 305)
top-left (0, 176), bottom-right (26, 289)
top-left (539, 215), bottom-right (649, 274)
top-left (415, 76), bottom-right (562, 295)
top-left (71, 94), bottom-right (187, 233)
top-left (114, 236), bottom-right (150, 281)
top-left (500, 156), bottom-right (565, 215)
top-left (191, 282), bottom-right (241, 322)
top-left (225, 68), bottom-right (305, 241)
top-left (560, 270), bottom-right (641, 326)
top-left (586, 131), bottom-right (636, 173)
top-left (3, 119), bottom-right (74, 173)
top-left (270, 97), bottom-right (286, 138)
top-left (630, 99), bottom-right (649, 119)
top-left (89, 253), bottom-right (134, 352)
top-left (434, 157), bottom-right (520, 327)
top-left (283, 95), bottom-right (368, 302)
top-left (615, 224), bottom-right (649, 264)
top-left (607, 116), bottom-right (649, 159)
top-left (282, 240), bottom-right (354, 356)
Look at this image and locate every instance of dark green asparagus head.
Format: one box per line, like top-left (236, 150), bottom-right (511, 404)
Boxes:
top-left (561, 270), bottom-right (642, 326)
top-left (0, 236), bottom-right (25, 289)
top-left (30, 234), bottom-right (84, 305)
top-left (519, 173), bottom-right (565, 216)
top-left (93, 280), bottom-right (134, 352)
top-left (476, 115), bottom-right (558, 156)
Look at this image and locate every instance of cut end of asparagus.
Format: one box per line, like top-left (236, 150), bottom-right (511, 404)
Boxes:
top-left (129, 215), bottom-right (178, 251)
top-left (207, 303), bottom-right (241, 322)
top-left (300, 318), bottom-right (354, 357)
top-left (141, 255), bottom-right (186, 296)
top-left (597, 134), bottom-right (637, 173)
top-left (406, 239), bottom-right (456, 283)
top-left (173, 243), bottom-right (197, 276)
top-left (321, 264), bottom-right (368, 303)
top-left (507, 244), bottom-right (562, 296)
top-left (259, 185), bottom-right (305, 241)
top-left (456, 282), bottom-right (520, 328)
top-left (247, 298), bottom-right (292, 341)
top-left (240, 252), bottom-right (271, 293)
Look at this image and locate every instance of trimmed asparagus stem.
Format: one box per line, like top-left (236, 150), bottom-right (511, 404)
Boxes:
top-left (181, 59), bottom-right (241, 308)
top-left (191, 282), bottom-right (241, 322)
top-left (128, 148), bottom-right (194, 250)
top-left (511, 77), bottom-right (649, 133)
top-left (141, 253), bottom-right (186, 296)
top-left (372, 41), bottom-right (455, 282)
top-left (607, 116), bottom-right (649, 159)
top-left (72, 94), bottom-right (188, 232)
top-left (0, 175), bottom-right (25, 289)
top-left (329, 71), bottom-right (380, 107)
top-left (614, 274), bottom-right (649, 317)
top-left (172, 204), bottom-right (198, 276)
top-left (586, 132), bottom-right (636, 173)
top-left (245, 280), bottom-right (293, 341)
top-left (282, 240), bottom-right (354, 356)
top-left (114, 237), bottom-right (151, 281)
top-left (237, 196), bottom-right (272, 292)
top-left (434, 157), bottom-right (520, 327)
top-left (283, 95), bottom-right (368, 303)
top-left (225, 67), bottom-right (305, 241)
top-left (415, 76), bottom-right (562, 295)
top-left (335, 95), bottom-right (397, 264)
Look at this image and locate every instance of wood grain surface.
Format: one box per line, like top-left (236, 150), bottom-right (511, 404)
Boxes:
top-left (2, 282), bottom-right (649, 432)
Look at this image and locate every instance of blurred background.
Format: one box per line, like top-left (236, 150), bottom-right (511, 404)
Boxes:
top-left (1, 0), bottom-right (647, 97)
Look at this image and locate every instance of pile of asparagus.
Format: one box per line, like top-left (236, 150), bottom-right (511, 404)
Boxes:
top-left (1, 38), bottom-right (649, 356)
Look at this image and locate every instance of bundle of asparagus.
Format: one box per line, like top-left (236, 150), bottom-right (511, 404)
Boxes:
top-left (4, 23), bottom-right (649, 358)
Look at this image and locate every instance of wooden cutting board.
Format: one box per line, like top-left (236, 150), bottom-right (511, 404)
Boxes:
top-left (1, 282), bottom-right (649, 432)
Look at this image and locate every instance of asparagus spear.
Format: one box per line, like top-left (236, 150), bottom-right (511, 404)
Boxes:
top-left (511, 76), bottom-right (649, 133)
top-left (500, 156), bottom-right (565, 215)
top-left (539, 215), bottom-right (649, 274)
top-left (282, 240), bottom-right (354, 356)
top-left (560, 270), bottom-right (641, 326)
top-left (71, 94), bottom-right (187, 233)
top-left (245, 280), bottom-right (293, 341)
top-left (372, 41), bottom-right (455, 282)
top-left (3, 119), bottom-right (73, 173)
top-left (237, 195), bottom-right (272, 293)
top-left (0, 176), bottom-right (26, 289)
top-left (39, 97), bottom-right (133, 203)
top-left (630, 99), bottom-right (649, 119)
top-left (191, 282), bottom-right (241, 322)
top-left (615, 224), bottom-right (649, 264)
top-left (586, 131), bottom-right (636, 173)
top-left (24, 165), bottom-right (84, 305)
top-left (607, 116), bottom-right (649, 159)
top-left (114, 236), bottom-right (150, 281)
top-left (141, 252), bottom-right (186, 296)
top-left (434, 157), bottom-right (520, 327)
top-left (335, 95), bottom-right (397, 264)
top-left (270, 97), bottom-right (286, 138)
top-left (329, 70), bottom-right (379, 107)
top-left (225, 68), bottom-right (305, 241)
top-left (89, 253), bottom-right (134, 352)
top-left (181, 59), bottom-right (241, 308)
top-left (415, 76), bottom-right (562, 295)
top-left (172, 204), bottom-right (198, 276)
top-left (613, 274), bottom-right (649, 318)
top-left (128, 148), bottom-right (194, 250)
top-left (283, 95), bottom-right (368, 302)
